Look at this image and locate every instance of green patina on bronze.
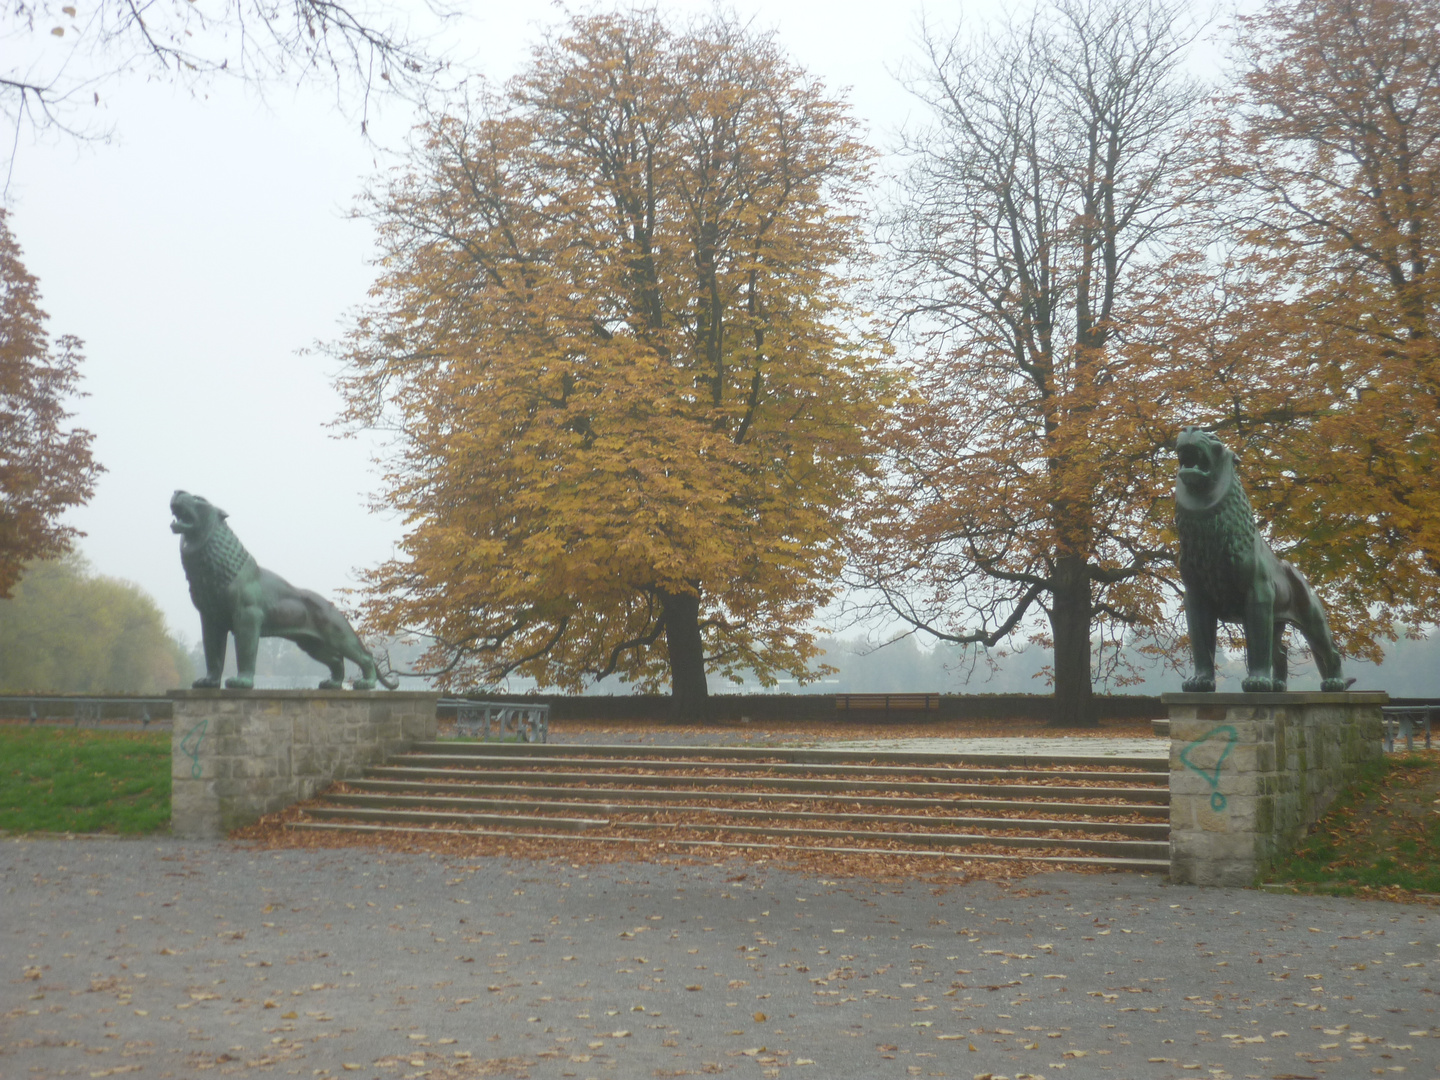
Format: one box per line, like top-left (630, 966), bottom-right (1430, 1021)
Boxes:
top-left (1174, 428), bottom-right (1347, 694)
top-left (170, 491), bottom-right (397, 691)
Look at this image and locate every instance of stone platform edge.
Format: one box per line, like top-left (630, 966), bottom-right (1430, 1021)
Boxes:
top-left (1162, 691), bottom-right (1385, 887)
top-left (170, 690), bottom-right (440, 840)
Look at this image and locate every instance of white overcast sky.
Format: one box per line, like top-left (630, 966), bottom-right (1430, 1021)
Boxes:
top-left (6, 0), bottom-right (1231, 644)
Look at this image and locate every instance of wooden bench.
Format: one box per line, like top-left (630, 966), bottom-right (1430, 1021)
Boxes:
top-left (1382, 705), bottom-right (1434, 753)
top-left (835, 693), bottom-right (941, 713)
top-left (440, 699), bottom-right (550, 743)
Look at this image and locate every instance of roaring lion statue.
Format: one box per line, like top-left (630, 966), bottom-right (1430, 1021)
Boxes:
top-left (170, 491), bottom-right (397, 691)
top-left (1174, 428), bottom-right (1348, 693)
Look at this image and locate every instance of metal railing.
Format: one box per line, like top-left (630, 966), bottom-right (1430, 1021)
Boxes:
top-left (0, 696), bottom-right (173, 727)
top-left (1382, 705), bottom-right (1434, 753)
top-left (438, 699), bottom-right (549, 743)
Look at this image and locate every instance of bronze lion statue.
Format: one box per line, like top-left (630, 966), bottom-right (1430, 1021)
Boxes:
top-left (171, 490), bottom-right (397, 691)
top-left (1174, 428), bottom-right (1348, 693)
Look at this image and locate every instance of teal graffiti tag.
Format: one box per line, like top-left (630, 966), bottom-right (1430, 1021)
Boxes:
top-left (179, 718), bottom-right (208, 779)
top-left (1180, 724), bottom-right (1238, 811)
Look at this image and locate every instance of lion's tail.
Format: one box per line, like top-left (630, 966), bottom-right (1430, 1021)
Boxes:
top-left (375, 648), bottom-right (401, 691)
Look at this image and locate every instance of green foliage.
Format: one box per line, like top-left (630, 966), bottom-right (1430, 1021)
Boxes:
top-left (0, 553), bottom-right (194, 692)
top-left (0, 727), bottom-right (170, 835)
top-left (1264, 754), bottom-right (1440, 897)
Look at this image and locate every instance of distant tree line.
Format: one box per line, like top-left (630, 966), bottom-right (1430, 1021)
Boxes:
top-left (0, 554), bottom-right (192, 693)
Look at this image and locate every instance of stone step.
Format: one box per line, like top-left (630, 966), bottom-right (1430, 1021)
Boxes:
top-left (322, 791), bottom-right (1169, 837)
top-left (303, 805), bottom-right (1165, 858)
top-left (291, 741), bottom-right (1170, 870)
top-left (407, 740), bottom-right (1166, 771)
top-left (364, 765), bottom-right (1171, 803)
top-left (396, 750), bottom-right (1169, 785)
top-left (288, 821), bottom-right (1172, 872)
top-left (339, 778), bottom-right (1171, 818)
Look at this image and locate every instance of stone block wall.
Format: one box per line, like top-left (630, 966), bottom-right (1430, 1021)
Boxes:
top-left (1165, 692), bottom-right (1386, 887)
top-left (170, 690), bottom-right (438, 839)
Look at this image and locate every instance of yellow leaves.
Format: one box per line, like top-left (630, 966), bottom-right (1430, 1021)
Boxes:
top-left (336, 10), bottom-right (889, 693)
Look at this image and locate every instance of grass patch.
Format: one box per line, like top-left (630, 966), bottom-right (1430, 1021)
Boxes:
top-left (1262, 751), bottom-right (1440, 900)
top-left (0, 726), bottom-right (170, 835)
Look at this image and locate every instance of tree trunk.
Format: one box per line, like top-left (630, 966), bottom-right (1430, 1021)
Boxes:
top-left (660, 589), bottom-right (709, 721)
top-left (1048, 555), bottom-right (1097, 728)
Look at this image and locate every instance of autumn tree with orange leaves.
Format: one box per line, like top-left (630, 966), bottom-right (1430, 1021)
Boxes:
top-left (336, 11), bottom-right (890, 715)
top-left (854, 0), bottom-right (1215, 726)
top-left (0, 209), bottom-right (101, 599)
top-left (1204, 0), bottom-right (1440, 648)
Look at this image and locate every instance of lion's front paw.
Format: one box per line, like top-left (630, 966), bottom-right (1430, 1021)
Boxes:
top-left (1320, 677), bottom-right (1349, 692)
top-left (1182, 675), bottom-right (1215, 693)
top-left (1242, 676), bottom-right (1280, 693)
top-left (225, 676), bottom-right (254, 690)
top-left (318, 679), bottom-right (344, 690)
top-left (352, 679), bottom-right (376, 691)
top-left (192, 676), bottom-right (221, 689)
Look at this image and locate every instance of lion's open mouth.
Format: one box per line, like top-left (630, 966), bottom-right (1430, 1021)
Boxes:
top-left (170, 491), bottom-right (198, 533)
top-left (1176, 440), bottom-right (1215, 490)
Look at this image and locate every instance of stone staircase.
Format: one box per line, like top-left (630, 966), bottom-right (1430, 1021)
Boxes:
top-left (289, 742), bottom-right (1171, 871)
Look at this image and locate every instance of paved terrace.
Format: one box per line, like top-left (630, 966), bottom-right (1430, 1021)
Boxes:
top-left (3, 839), bottom-right (1437, 1080)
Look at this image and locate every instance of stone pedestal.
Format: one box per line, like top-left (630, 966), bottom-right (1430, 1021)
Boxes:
top-left (1165, 692), bottom-right (1385, 886)
top-left (170, 690), bottom-right (439, 839)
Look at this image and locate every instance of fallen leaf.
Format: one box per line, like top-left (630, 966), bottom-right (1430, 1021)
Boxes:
top-left (754, 1012), bottom-right (767, 1022)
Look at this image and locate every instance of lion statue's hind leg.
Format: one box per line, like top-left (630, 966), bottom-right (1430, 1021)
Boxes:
top-left (342, 640), bottom-right (384, 691)
top-left (1279, 561), bottom-right (1349, 693)
top-left (291, 638), bottom-right (347, 689)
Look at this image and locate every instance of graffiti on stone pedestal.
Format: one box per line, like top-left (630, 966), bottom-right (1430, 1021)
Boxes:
top-left (180, 718), bottom-right (208, 779)
top-left (1180, 724), bottom-right (1238, 811)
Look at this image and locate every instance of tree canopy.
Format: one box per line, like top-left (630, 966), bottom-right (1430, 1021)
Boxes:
top-left (853, 0), bottom-right (1212, 725)
top-left (1205, 0), bottom-right (1440, 646)
top-left (0, 208), bottom-right (100, 598)
top-left (0, 553), bottom-right (193, 692)
top-left (336, 9), bottom-right (891, 713)
top-left (4, 0), bottom-right (445, 145)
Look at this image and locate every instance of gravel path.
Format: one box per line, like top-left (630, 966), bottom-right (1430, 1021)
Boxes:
top-left (4, 837), bottom-right (1437, 1080)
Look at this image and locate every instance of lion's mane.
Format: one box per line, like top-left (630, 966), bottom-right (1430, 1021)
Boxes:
top-left (1175, 474), bottom-right (1258, 615)
top-left (180, 513), bottom-right (258, 614)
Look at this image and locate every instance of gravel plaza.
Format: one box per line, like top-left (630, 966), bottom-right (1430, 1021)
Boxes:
top-left (3, 834), bottom-right (1437, 1080)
